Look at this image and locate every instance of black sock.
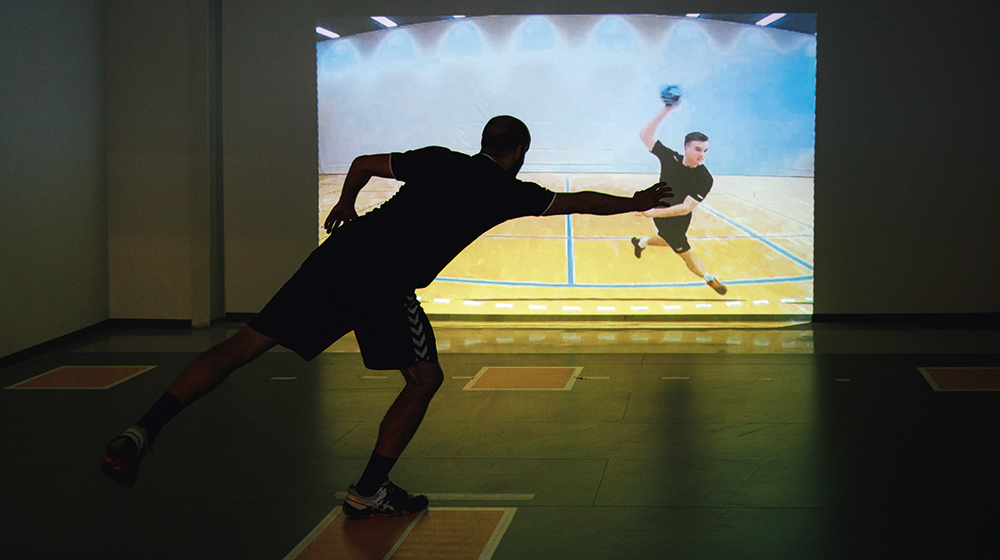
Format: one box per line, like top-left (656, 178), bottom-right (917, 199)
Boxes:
top-left (135, 392), bottom-right (185, 444)
top-left (355, 451), bottom-right (398, 496)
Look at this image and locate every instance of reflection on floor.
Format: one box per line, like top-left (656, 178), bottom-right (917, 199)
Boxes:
top-left (1, 320), bottom-right (997, 559)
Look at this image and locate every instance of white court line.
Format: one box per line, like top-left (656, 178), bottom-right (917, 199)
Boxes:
top-left (480, 507), bottom-right (519, 560)
top-left (463, 367), bottom-right (584, 391)
top-left (381, 510), bottom-right (427, 560)
top-left (281, 509), bottom-right (343, 560)
top-left (5, 365), bottom-right (156, 390)
top-left (917, 368), bottom-right (942, 391)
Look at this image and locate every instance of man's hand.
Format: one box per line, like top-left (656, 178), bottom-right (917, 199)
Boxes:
top-left (324, 201), bottom-right (359, 233)
top-left (632, 182), bottom-right (673, 212)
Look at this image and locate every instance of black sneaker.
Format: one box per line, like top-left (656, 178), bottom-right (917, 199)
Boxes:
top-left (631, 237), bottom-right (645, 259)
top-left (343, 481), bottom-right (429, 520)
top-left (101, 426), bottom-right (151, 488)
top-left (706, 277), bottom-right (728, 295)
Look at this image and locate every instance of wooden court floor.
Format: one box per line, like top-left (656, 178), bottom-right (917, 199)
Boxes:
top-left (320, 173), bottom-right (813, 317)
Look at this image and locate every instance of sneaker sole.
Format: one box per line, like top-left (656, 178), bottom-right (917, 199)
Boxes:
top-left (342, 493), bottom-right (429, 520)
top-left (101, 457), bottom-right (137, 488)
top-left (342, 503), bottom-right (427, 520)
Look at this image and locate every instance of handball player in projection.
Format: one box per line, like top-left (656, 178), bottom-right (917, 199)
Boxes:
top-left (631, 86), bottom-right (727, 295)
top-left (101, 116), bottom-right (673, 519)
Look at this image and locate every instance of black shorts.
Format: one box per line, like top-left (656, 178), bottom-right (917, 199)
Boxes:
top-left (652, 214), bottom-right (693, 253)
top-left (247, 240), bottom-right (437, 370)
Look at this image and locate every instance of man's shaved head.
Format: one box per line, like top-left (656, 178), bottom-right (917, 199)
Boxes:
top-left (481, 115), bottom-right (531, 156)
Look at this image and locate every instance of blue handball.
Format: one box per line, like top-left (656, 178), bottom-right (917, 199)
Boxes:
top-left (660, 84), bottom-right (682, 106)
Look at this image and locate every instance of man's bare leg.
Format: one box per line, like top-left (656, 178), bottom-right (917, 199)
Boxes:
top-left (102, 326), bottom-right (277, 487)
top-left (677, 248), bottom-right (708, 278)
top-left (643, 235), bottom-right (670, 248)
top-left (374, 360), bottom-right (444, 458)
top-left (345, 360), bottom-right (443, 517)
top-left (678, 248), bottom-right (728, 295)
top-left (168, 326), bottom-right (278, 405)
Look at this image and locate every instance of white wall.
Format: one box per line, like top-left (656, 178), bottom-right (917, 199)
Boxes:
top-left (104, 0), bottom-right (224, 325)
top-left (1, 1), bottom-right (109, 358)
top-left (222, 0), bottom-right (318, 312)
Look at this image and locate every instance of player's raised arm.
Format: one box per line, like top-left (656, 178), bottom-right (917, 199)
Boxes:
top-left (543, 183), bottom-right (672, 216)
top-left (640, 103), bottom-right (677, 151)
top-left (324, 154), bottom-right (393, 233)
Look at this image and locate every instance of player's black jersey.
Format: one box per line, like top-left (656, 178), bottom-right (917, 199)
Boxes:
top-left (651, 140), bottom-right (713, 204)
top-left (335, 147), bottom-right (555, 290)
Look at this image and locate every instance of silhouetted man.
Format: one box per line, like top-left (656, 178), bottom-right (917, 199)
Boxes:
top-left (103, 115), bottom-right (673, 519)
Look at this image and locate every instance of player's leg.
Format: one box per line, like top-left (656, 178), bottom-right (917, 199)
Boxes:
top-left (344, 360), bottom-right (441, 519)
top-left (677, 248), bottom-right (707, 277)
top-left (631, 219), bottom-right (670, 257)
top-left (101, 326), bottom-right (278, 487)
top-left (677, 248), bottom-right (727, 295)
top-left (344, 294), bottom-right (438, 519)
top-left (373, 360), bottom-right (444, 459)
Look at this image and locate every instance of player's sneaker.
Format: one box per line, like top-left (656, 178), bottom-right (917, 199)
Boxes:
top-left (101, 426), bottom-right (151, 488)
top-left (631, 237), bottom-right (645, 259)
top-left (343, 481), bottom-right (429, 520)
top-left (706, 276), bottom-right (728, 295)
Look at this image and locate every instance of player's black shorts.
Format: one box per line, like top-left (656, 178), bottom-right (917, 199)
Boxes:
top-left (653, 214), bottom-right (693, 254)
top-left (247, 239), bottom-right (437, 370)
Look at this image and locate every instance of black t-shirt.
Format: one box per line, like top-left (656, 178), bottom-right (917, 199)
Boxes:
top-left (338, 146), bottom-right (555, 290)
top-left (651, 140), bottom-right (713, 205)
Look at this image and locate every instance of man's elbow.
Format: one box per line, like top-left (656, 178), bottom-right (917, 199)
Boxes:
top-left (640, 133), bottom-right (655, 151)
top-left (352, 154), bottom-right (392, 178)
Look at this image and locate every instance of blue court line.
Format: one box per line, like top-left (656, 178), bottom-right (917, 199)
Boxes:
top-left (434, 274), bottom-right (813, 289)
top-left (565, 177), bottom-right (575, 284)
top-left (700, 205), bottom-right (814, 272)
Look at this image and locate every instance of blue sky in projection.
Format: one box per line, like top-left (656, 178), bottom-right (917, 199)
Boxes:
top-left (318, 15), bottom-right (816, 176)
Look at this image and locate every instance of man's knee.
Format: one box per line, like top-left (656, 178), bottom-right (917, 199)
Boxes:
top-left (403, 361), bottom-right (444, 394)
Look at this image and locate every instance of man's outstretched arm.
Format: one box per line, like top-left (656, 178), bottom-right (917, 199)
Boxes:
top-left (640, 103), bottom-right (677, 151)
top-left (543, 183), bottom-right (673, 216)
top-left (324, 154), bottom-right (393, 233)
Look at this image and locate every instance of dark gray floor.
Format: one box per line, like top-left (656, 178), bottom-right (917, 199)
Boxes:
top-left (1, 322), bottom-right (997, 559)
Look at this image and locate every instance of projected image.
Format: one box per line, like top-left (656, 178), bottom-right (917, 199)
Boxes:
top-left (317, 14), bottom-right (816, 317)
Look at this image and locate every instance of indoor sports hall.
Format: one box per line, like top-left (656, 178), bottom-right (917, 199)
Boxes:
top-left (2, 3), bottom-right (997, 560)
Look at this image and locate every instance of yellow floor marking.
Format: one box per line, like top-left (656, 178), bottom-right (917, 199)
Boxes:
top-left (464, 366), bottom-right (583, 390)
top-left (391, 509), bottom-right (512, 560)
top-left (284, 508), bottom-right (517, 560)
top-left (919, 367), bottom-right (1000, 391)
top-left (284, 510), bottom-right (413, 560)
top-left (5, 366), bottom-right (155, 390)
